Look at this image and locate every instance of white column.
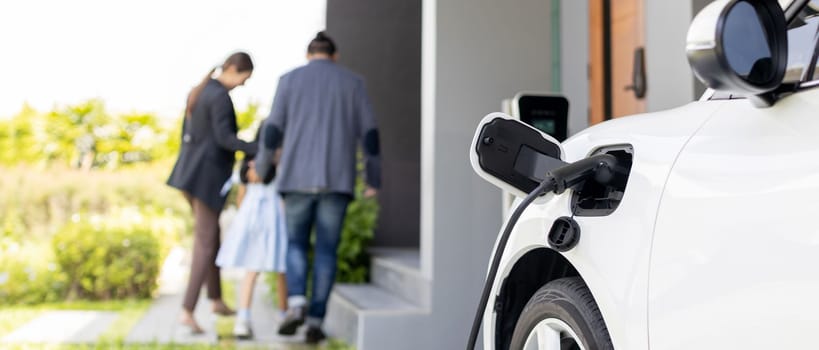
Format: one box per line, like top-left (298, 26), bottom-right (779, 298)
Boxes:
top-left (421, 0), bottom-right (554, 348)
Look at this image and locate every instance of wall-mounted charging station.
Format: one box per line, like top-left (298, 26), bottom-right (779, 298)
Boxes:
top-left (512, 92), bottom-right (569, 141)
top-left (501, 92), bottom-right (569, 218)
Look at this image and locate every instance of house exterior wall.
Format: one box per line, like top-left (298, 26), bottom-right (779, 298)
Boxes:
top-left (561, 0), bottom-right (591, 134)
top-left (645, 0), bottom-right (696, 111)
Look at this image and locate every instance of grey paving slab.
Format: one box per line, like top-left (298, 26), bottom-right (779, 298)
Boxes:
top-left (126, 267), bottom-right (315, 347)
top-left (124, 287), bottom-right (220, 345)
top-left (2, 311), bottom-right (118, 344)
top-left (231, 278), bottom-right (305, 347)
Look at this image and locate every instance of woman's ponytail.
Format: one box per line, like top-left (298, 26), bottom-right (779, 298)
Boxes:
top-left (185, 52), bottom-right (253, 118)
top-left (185, 67), bottom-right (217, 118)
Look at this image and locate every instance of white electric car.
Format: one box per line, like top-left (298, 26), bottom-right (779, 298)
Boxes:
top-left (470, 0), bottom-right (819, 349)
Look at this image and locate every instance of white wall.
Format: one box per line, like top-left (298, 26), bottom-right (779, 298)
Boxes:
top-left (561, 0), bottom-right (591, 135)
top-left (421, 0), bottom-right (553, 347)
top-left (645, 0), bottom-right (696, 111)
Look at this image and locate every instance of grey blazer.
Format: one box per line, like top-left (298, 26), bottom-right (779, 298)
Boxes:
top-left (256, 59), bottom-right (381, 195)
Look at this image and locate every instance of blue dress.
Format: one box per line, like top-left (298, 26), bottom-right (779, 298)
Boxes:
top-left (217, 182), bottom-right (288, 272)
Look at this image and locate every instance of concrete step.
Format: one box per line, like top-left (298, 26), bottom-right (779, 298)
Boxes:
top-left (369, 248), bottom-right (430, 308)
top-left (325, 284), bottom-right (427, 349)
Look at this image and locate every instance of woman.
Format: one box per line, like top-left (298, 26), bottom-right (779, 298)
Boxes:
top-left (167, 51), bottom-right (257, 334)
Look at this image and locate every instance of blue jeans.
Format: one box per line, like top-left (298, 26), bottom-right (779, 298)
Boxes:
top-left (282, 192), bottom-right (351, 320)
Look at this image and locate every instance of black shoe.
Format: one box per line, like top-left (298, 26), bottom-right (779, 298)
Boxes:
top-left (305, 326), bottom-right (326, 344)
top-left (277, 307), bottom-right (305, 335)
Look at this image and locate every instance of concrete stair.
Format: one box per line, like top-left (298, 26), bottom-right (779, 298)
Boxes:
top-left (325, 248), bottom-right (430, 349)
top-left (370, 248), bottom-right (430, 309)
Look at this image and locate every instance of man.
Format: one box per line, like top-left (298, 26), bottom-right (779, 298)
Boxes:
top-left (254, 31), bottom-right (380, 344)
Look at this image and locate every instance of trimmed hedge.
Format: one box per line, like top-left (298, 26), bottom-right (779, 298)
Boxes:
top-left (52, 219), bottom-right (160, 300)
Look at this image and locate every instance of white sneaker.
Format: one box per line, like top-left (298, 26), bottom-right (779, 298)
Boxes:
top-left (233, 320), bottom-right (254, 340)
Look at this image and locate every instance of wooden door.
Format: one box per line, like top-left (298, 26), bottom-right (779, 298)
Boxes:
top-left (590, 0), bottom-right (646, 125)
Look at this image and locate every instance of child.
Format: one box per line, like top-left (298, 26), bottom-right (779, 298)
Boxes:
top-left (216, 150), bottom-right (288, 339)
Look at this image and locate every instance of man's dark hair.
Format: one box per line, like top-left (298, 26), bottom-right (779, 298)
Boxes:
top-left (308, 31), bottom-right (337, 55)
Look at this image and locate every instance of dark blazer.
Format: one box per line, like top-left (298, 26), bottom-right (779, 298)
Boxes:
top-left (167, 79), bottom-right (257, 212)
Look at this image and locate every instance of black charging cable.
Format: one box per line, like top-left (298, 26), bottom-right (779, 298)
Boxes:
top-left (465, 154), bottom-right (618, 350)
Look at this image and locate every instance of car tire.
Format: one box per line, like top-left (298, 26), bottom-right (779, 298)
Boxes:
top-left (509, 277), bottom-right (613, 350)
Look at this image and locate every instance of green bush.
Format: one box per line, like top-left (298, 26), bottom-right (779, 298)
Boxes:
top-left (335, 155), bottom-right (380, 283)
top-left (336, 195), bottom-right (378, 283)
top-left (52, 219), bottom-right (160, 300)
top-left (0, 243), bottom-right (68, 305)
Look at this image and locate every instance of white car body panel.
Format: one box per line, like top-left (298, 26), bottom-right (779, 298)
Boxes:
top-left (483, 100), bottom-right (728, 349)
top-left (649, 88), bottom-right (819, 348)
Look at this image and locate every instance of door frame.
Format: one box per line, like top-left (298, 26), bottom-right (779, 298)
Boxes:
top-left (589, 0), bottom-right (612, 125)
top-left (589, 0), bottom-right (646, 125)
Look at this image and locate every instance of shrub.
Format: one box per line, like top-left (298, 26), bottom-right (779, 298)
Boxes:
top-left (52, 218), bottom-right (160, 300)
top-left (335, 155), bottom-right (380, 283)
top-left (0, 242), bottom-right (68, 305)
top-left (336, 195), bottom-right (378, 283)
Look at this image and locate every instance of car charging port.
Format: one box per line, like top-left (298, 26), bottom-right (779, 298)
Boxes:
top-left (570, 145), bottom-right (634, 217)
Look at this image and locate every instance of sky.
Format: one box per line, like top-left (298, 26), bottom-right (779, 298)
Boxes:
top-left (0, 0), bottom-right (326, 119)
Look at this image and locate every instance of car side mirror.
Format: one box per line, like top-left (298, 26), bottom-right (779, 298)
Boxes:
top-left (686, 0), bottom-right (788, 107)
top-left (470, 113), bottom-right (566, 201)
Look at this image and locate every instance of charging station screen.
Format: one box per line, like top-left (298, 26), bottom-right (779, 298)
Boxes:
top-left (517, 95), bottom-right (568, 142)
top-left (530, 119), bottom-right (557, 136)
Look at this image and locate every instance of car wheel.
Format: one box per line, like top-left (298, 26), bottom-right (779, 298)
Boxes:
top-left (509, 277), bottom-right (613, 350)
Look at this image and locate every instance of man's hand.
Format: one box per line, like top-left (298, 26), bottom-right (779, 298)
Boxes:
top-left (246, 161), bottom-right (261, 183)
top-left (363, 186), bottom-right (378, 198)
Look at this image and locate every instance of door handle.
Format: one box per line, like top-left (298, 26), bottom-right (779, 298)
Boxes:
top-left (624, 47), bottom-right (647, 99)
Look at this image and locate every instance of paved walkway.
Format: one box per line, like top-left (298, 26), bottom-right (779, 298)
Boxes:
top-left (125, 262), bottom-right (310, 347)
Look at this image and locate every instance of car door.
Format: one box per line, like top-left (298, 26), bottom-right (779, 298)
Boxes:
top-left (647, 7), bottom-right (819, 348)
